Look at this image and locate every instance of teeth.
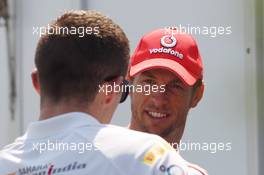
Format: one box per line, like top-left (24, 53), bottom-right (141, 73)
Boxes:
top-left (148, 111), bottom-right (167, 118)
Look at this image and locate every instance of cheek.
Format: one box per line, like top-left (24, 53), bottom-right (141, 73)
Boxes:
top-left (169, 94), bottom-right (192, 112)
top-left (131, 93), bottom-right (148, 115)
top-left (168, 97), bottom-right (190, 125)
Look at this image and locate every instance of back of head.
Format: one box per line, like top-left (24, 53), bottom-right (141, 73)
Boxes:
top-left (35, 10), bottom-right (130, 104)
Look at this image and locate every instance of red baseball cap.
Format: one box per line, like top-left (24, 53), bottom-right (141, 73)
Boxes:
top-left (129, 28), bottom-right (203, 86)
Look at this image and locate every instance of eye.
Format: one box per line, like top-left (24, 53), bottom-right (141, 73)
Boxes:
top-left (167, 81), bottom-right (183, 90)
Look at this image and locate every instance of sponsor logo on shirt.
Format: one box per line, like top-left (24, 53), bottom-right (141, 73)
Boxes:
top-left (17, 161), bottom-right (86, 175)
top-left (143, 144), bottom-right (167, 165)
top-left (159, 164), bottom-right (185, 175)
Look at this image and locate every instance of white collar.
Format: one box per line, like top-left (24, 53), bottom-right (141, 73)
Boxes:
top-left (23, 112), bottom-right (101, 139)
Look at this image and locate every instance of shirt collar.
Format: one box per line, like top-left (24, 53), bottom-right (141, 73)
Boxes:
top-left (23, 112), bottom-right (101, 139)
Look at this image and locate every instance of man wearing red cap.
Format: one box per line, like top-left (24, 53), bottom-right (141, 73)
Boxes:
top-left (128, 28), bottom-right (208, 175)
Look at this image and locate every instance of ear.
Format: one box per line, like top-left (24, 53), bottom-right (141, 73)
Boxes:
top-left (31, 68), bottom-right (40, 94)
top-left (103, 76), bottom-right (123, 104)
top-left (190, 82), bottom-right (204, 108)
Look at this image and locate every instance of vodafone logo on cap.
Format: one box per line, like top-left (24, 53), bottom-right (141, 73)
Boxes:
top-left (160, 35), bottom-right (177, 48)
top-left (149, 34), bottom-right (184, 59)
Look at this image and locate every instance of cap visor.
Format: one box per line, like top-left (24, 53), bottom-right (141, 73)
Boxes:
top-left (130, 58), bottom-right (197, 86)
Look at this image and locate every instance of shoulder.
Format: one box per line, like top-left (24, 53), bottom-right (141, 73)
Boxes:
top-left (0, 139), bottom-right (25, 174)
top-left (95, 124), bottom-right (165, 151)
top-left (95, 125), bottom-right (187, 174)
top-left (96, 124), bottom-right (161, 144)
top-left (0, 136), bottom-right (25, 155)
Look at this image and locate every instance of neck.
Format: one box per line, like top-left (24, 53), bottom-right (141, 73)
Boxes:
top-left (163, 127), bottom-right (184, 148)
top-left (39, 98), bottom-right (110, 124)
top-left (39, 100), bottom-right (90, 121)
top-left (129, 120), bottom-right (185, 148)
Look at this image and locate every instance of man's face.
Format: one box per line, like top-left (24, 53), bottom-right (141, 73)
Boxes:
top-left (130, 69), bottom-right (197, 138)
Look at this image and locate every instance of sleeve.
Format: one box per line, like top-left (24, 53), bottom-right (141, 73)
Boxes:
top-left (140, 140), bottom-right (189, 175)
top-left (152, 150), bottom-right (188, 175)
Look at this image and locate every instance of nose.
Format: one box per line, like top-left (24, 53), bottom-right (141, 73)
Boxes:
top-left (149, 91), bottom-right (169, 108)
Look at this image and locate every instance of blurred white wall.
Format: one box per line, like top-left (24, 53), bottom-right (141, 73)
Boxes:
top-left (0, 0), bottom-right (81, 149)
top-left (0, 0), bottom-right (21, 149)
top-left (256, 0), bottom-right (264, 173)
top-left (0, 21), bottom-right (10, 148)
top-left (0, 0), bottom-right (262, 174)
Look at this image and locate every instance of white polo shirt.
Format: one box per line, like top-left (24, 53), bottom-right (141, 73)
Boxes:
top-left (0, 112), bottom-right (189, 175)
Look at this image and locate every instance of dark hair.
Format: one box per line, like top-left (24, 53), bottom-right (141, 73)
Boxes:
top-left (35, 10), bottom-right (130, 103)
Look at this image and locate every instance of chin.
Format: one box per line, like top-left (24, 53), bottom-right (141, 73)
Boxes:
top-left (145, 126), bottom-right (165, 136)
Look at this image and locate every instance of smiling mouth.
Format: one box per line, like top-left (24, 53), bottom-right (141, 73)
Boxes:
top-left (145, 110), bottom-right (169, 119)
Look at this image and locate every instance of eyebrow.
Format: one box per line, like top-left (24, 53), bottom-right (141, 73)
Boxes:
top-left (169, 78), bottom-right (183, 84)
top-left (141, 71), bottom-right (156, 79)
top-left (141, 71), bottom-right (183, 84)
